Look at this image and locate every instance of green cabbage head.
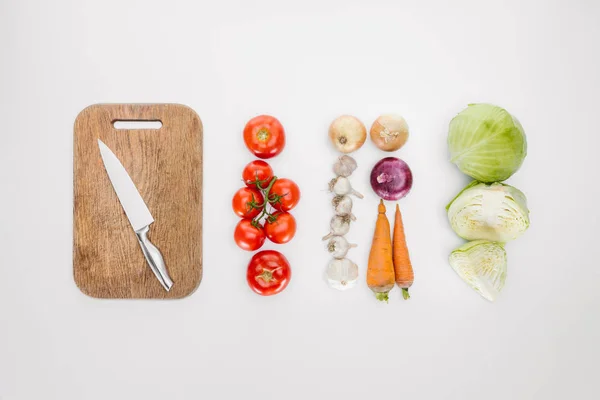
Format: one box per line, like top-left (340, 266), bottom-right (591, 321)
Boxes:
top-left (448, 103), bottom-right (527, 182)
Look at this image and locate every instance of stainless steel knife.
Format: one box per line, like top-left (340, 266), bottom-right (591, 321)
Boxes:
top-left (98, 139), bottom-right (174, 291)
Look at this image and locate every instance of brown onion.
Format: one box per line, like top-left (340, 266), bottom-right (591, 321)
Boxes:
top-left (329, 115), bottom-right (367, 153)
top-left (370, 114), bottom-right (409, 152)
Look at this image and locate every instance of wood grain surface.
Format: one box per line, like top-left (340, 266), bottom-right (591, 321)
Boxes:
top-left (73, 104), bottom-right (203, 299)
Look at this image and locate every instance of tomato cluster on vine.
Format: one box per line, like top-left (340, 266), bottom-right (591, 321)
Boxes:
top-left (233, 160), bottom-right (300, 250)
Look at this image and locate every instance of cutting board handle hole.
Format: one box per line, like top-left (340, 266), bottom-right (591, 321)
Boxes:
top-left (113, 120), bottom-right (163, 130)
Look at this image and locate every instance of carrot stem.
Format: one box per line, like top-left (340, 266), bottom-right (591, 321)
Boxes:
top-left (402, 288), bottom-right (410, 300)
top-left (375, 292), bottom-right (390, 303)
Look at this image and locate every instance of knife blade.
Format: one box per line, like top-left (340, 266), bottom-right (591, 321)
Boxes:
top-left (98, 139), bottom-right (174, 291)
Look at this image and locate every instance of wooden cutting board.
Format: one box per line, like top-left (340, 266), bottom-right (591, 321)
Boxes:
top-left (73, 104), bottom-right (203, 299)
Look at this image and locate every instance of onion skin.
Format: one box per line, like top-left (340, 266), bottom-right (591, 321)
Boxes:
top-left (370, 157), bottom-right (413, 200)
top-left (329, 115), bottom-right (367, 153)
top-left (370, 114), bottom-right (409, 152)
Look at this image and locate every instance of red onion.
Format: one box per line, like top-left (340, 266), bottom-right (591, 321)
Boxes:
top-left (370, 157), bottom-right (413, 200)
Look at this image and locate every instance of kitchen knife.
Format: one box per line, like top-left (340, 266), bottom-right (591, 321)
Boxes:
top-left (98, 139), bottom-right (174, 291)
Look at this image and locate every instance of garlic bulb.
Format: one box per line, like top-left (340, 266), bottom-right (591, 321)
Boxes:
top-left (329, 176), bottom-right (364, 198)
top-left (333, 155), bottom-right (358, 177)
top-left (332, 195), bottom-right (356, 220)
top-left (327, 236), bottom-right (358, 259)
top-left (326, 258), bottom-right (359, 290)
top-left (322, 215), bottom-right (351, 240)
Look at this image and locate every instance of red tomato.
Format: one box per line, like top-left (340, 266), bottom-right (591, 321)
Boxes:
top-left (234, 219), bottom-right (266, 251)
top-left (270, 178), bottom-right (301, 212)
top-left (242, 160), bottom-right (274, 189)
top-left (243, 115), bottom-right (286, 159)
top-left (264, 212), bottom-right (296, 244)
top-left (246, 250), bottom-right (291, 296)
top-left (232, 187), bottom-right (264, 218)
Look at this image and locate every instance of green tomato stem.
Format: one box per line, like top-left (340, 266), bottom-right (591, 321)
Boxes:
top-left (251, 176), bottom-right (279, 226)
top-left (256, 267), bottom-right (281, 283)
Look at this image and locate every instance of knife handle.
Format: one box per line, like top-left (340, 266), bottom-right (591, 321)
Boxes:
top-left (135, 225), bottom-right (174, 291)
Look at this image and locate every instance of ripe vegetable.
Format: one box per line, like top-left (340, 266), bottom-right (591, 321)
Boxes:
top-left (243, 115), bottom-right (286, 159)
top-left (329, 176), bottom-right (364, 198)
top-left (370, 114), bottom-right (409, 152)
top-left (326, 258), bottom-right (359, 290)
top-left (333, 155), bottom-right (358, 177)
top-left (332, 195), bottom-right (355, 220)
top-left (247, 250), bottom-right (291, 296)
top-left (327, 236), bottom-right (357, 259)
top-left (264, 212), bottom-right (297, 244)
top-left (446, 181), bottom-right (530, 242)
top-left (269, 178), bottom-right (301, 212)
top-left (329, 115), bottom-right (367, 153)
top-left (322, 215), bottom-right (351, 240)
top-left (449, 240), bottom-right (507, 302)
top-left (370, 157), bottom-right (413, 201)
top-left (234, 219), bottom-right (266, 251)
top-left (232, 187), bottom-right (264, 219)
top-left (242, 160), bottom-right (273, 188)
top-left (392, 204), bottom-right (414, 300)
top-left (448, 103), bottom-right (527, 182)
top-left (367, 200), bottom-right (395, 302)
top-left (235, 174), bottom-right (300, 245)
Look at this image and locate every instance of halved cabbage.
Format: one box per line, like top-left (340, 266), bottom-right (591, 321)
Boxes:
top-left (447, 181), bottom-right (529, 242)
top-left (448, 103), bottom-right (527, 182)
top-left (449, 240), bottom-right (507, 302)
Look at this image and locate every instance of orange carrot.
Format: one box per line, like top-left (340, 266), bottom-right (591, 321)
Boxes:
top-left (393, 204), bottom-right (414, 300)
top-left (367, 199), bottom-right (395, 302)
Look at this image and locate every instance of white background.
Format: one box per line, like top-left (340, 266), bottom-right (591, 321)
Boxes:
top-left (1, 0), bottom-right (599, 399)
